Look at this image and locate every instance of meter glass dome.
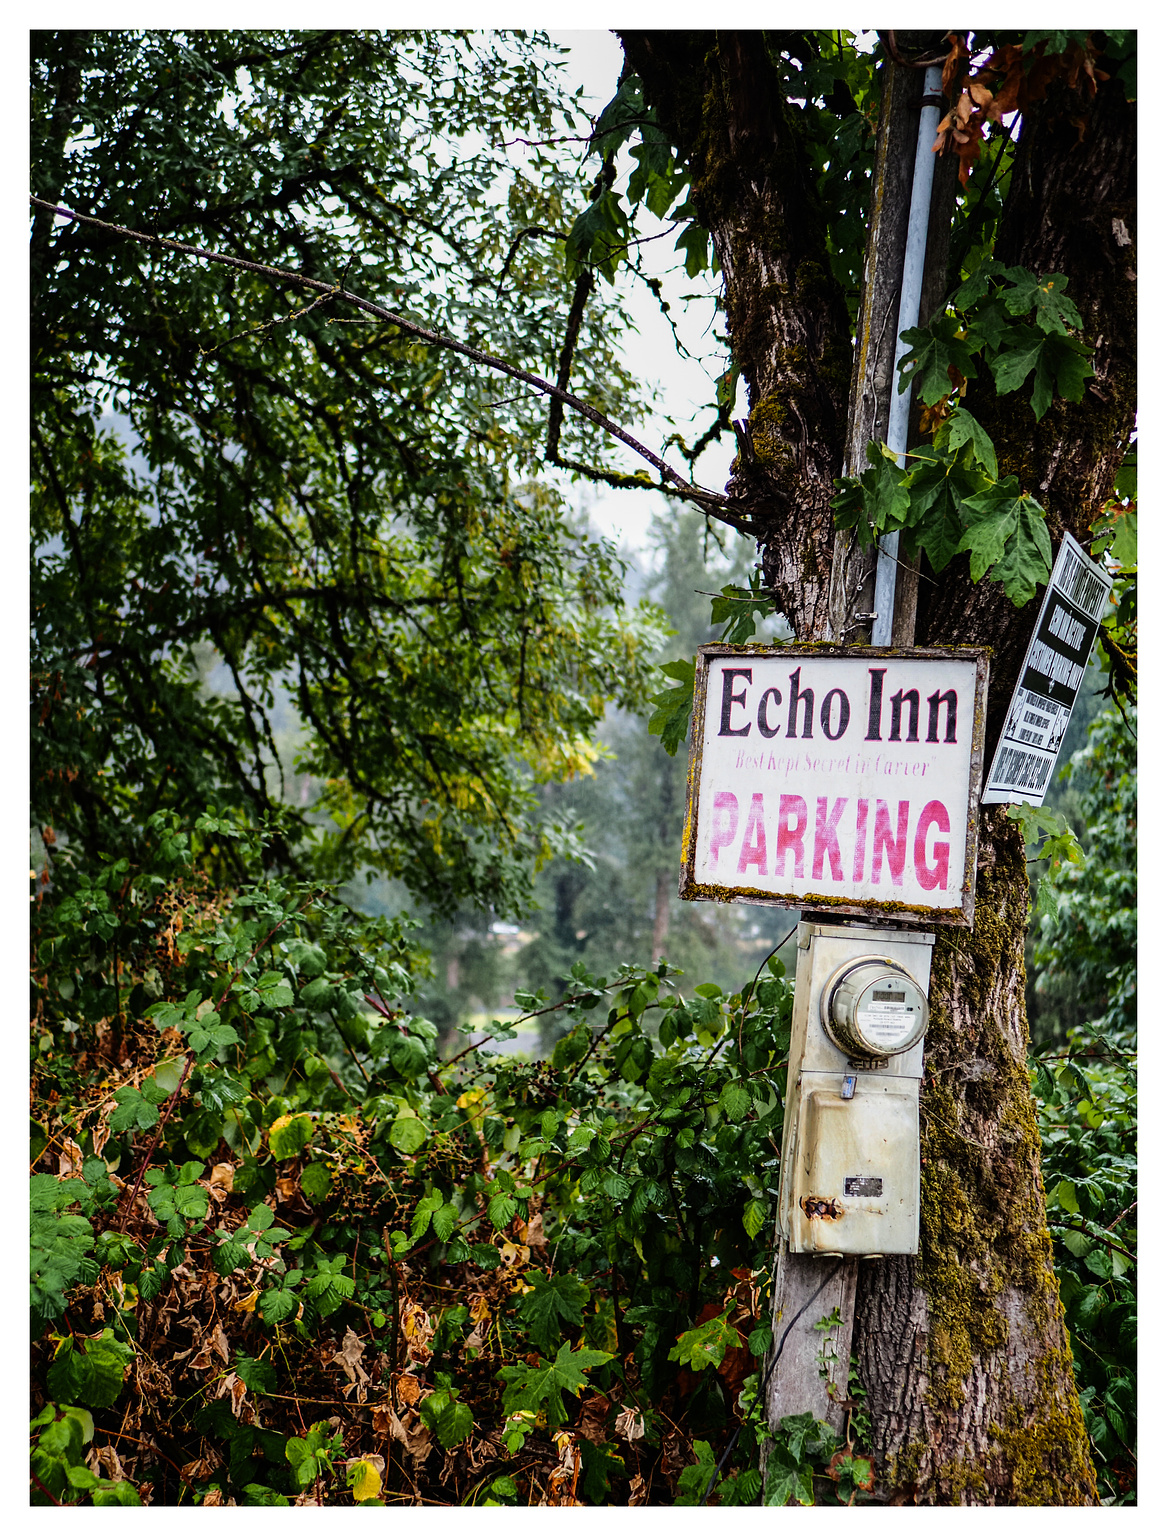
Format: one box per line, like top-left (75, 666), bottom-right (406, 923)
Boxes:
top-left (821, 959), bottom-right (928, 1058)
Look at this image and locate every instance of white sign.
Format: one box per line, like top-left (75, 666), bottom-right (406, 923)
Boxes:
top-left (680, 646), bottom-right (989, 926)
top-left (982, 533), bottom-right (1114, 806)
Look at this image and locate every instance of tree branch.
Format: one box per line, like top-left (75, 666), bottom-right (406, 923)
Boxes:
top-left (30, 196), bottom-right (730, 515)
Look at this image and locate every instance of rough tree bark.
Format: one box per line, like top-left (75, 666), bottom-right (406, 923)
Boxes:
top-left (619, 28), bottom-right (1134, 1505)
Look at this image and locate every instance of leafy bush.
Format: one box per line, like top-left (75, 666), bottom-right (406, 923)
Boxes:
top-left (1030, 708), bottom-right (1136, 1504)
top-left (30, 811), bottom-right (800, 1505)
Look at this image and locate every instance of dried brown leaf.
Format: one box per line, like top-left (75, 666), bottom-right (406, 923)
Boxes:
top-left (332, 1326), bottom-right (370, 1385)
top-left (614, 1405), bottom-right (646, 1443)
top-left (209, 1321), bottom-right (230, 1364)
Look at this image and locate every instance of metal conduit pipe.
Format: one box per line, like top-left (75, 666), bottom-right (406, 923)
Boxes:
top-left (871, 62), bottom-right (945, 647)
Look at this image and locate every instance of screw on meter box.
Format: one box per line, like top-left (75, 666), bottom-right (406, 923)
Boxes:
top-left (679, 645), bottom-right (989, 927)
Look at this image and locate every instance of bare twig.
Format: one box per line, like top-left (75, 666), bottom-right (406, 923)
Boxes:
top-left (1048, 1218), bottom-right (1136, 1266)
top-left (495, 224), bottom-right (565, 300)
top-left (116, 1049), bottom-right (196, 1232)
top-left (30, 1471), bottom-right (62, 1506)
top-left (199, 282), bottom-right (344, 357)
top-left (30, 196), bottom-right (730, 514)
top-left (881, 30), bottom-right (956, 68)
top-left (1107, 1199), bottom-right (1137, 1233)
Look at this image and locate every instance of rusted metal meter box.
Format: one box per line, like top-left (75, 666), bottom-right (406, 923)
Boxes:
top-left (777, 921), bottom-right (934, 1256)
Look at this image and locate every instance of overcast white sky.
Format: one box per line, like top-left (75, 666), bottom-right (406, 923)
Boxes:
top-left (547, 30), bottom-right (741, 558)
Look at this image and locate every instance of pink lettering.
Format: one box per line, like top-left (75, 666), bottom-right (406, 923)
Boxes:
top-left (812, 797), bottom-right (848, 881)
top-left (853, 798), bottom-right (869, 882)
top-left (914, 800), bottom-right (951, 891)
top-left (775, 794), bottom-right (808, 877)
top-left (708, 791), bottom-right (739, 868)
top-left (737, 793), bottom-right (768, 875)
top-left (872, 799), bottom-right (910, 885)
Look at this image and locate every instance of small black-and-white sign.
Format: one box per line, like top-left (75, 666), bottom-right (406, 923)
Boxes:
top-left (981, 533), bottom-right (1113, 806)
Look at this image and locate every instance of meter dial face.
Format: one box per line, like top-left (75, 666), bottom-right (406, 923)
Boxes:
top-left (821, 960), bottom-right (928, 1058)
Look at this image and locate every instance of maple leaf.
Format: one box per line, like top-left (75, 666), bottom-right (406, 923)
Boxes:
top-left (935, 407), bottom-right (999, 478)
top-left (498, 1341), bottom-right (614, 1431)
top-left (517, 1270), bottom-right (590, 1354)
top-left (989, 330), bottom-right (1094, 419)
top-left (1000, 267), bottom-right (1084, 333)
top-left (957, 478), bottom-right (1052, 602)
top-left (897, 314), bottom-right (978, 404)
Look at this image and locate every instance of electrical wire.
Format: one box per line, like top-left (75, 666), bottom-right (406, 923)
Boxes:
top-left (701, 1258), bottom-right (845, 1505)
top-left (696, 920), bottom-right (837, 1504)
top-left (741, 923), bottom-right (798, 1010)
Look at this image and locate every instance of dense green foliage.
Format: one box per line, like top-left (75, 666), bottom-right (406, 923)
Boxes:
top-left (31, 812), bottom-right (813, 1506)
top-left (31, 26), bottom-right (1136, 1508)
top-left (832, 266), bottom-right (1092, 606)
top-left (399, 507), bottom-right (793, 1039)
top-left (31, 29), bottom-right (664, 915)
top-left (1029, 709), bottom-right (1136, 1503)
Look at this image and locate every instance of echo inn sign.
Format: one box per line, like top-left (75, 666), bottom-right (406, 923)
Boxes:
top-left (679, 646), bottom-right (989, 927)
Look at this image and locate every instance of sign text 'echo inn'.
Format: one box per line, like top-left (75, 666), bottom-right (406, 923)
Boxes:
top-left (679, 647), bottom-right (988, 926)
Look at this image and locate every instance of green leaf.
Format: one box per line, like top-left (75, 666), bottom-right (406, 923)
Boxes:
top-left (989, 329), bottom-right (1094, 420)
top-left (389, 1035), bottom-right (429, 1078)
top-left (897, 314), bottom-right (978, 403)
top-left (1055, 1179), bottom-right (1080, 1214)
top-left (258, 1287), bottom-right (299, 1325)
top-left (858, 441), bottom-right (911, 530)
top-left (743, 1197), bottom-right (769, 1240)
top-left (668, 1308), bottom-right (742, 1372)
top-left (389, 1114), bottom-right (427, 1156)
top-left (300, 1160), bottom-right (332, 1203)
top-left (1000, 267), bottom-right (1084, 334)
top-left (720, 1081), bottom-right (752, 1124)
top-left (578, 1438), bottom-right (626, 1503)
top-left (431, 1201), bottom-right (459, 1243)
top-left (234, 1354), bottom-right (277, 1394)
top-left (954, 257), bottom-right (1004, 309)
top-left (957, 478), bottom-right (1052, 602)
top-left (1110, 504), bottom-right (1136, 567)
top-left (92, 1479), bottom-right (142, 1506)
top-left (305, 1267), bottom-right (356, 1318)
top-left (674, 221), bottom-right (710, 278)
top-left (747, 1321), bottom-right (773, 1357)
top-left (109, 1086), bottom-right (160, 1135)
top-left (46, 1331), bottom-right (133, 1411)
top-left (647, 658), bottom-right (695, 757)
top-left (268, 1114), bottom-right (313, 1160)
top-left (435, 1398), bottom-right (474, 1448)
top-left (517, 1270), bottom-right (591, 1354)
top-left (488, 1192), bottom-right (518, 1231)
top-left (498, 1340), bottom-right (613, 1428)
top-left (213, 1239), bottom-right (252, 1275)
top-left (1038, 332), bottom-right (1095, 414)
top-left (935, 408), bottom-right (998, 479)
top-left (988, 329), bottom-right (1047, 396)
top-left (765, 1465), bottom-right (816, 1506)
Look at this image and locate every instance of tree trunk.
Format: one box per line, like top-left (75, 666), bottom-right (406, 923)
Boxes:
top-left (618, 31), bottom-right (852, 640)
top-left (621, 28), bottom-right (1133, 1505)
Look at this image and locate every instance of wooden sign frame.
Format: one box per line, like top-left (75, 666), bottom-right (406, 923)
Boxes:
top-left (678, 644), bottom-right (990, 928)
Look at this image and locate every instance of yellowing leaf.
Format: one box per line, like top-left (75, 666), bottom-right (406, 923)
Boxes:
top-left (348, 1458), bottom-right (383, 1503)
top-left (268, 1113), bottom-right (313, 1159)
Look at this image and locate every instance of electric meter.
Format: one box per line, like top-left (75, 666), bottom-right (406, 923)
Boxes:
top-left (778, 923), bottom-right (934, 1257)
top-left (821, 959), bottom-right (928, 1059)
